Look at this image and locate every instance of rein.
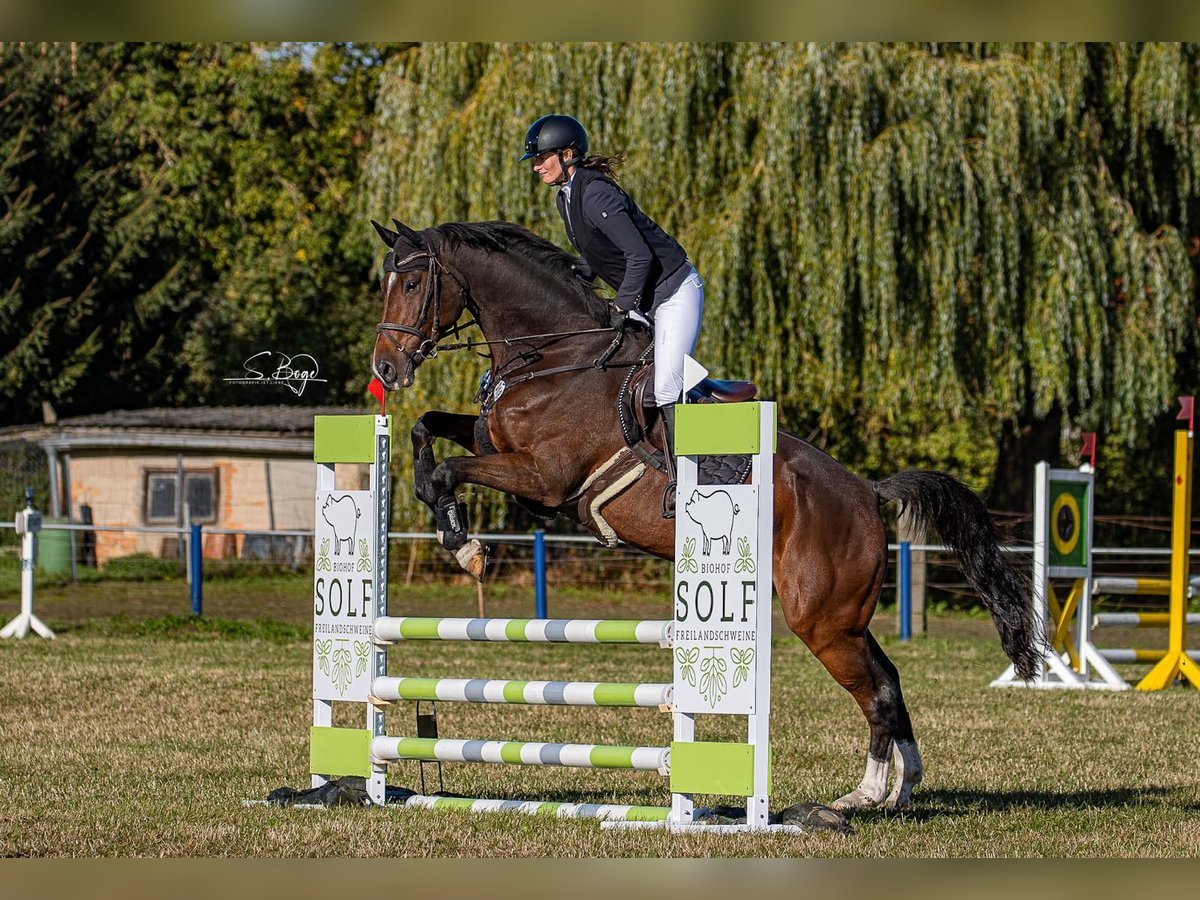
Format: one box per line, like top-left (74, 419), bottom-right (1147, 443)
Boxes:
top-left (376, 244), bottom-right (642, 386)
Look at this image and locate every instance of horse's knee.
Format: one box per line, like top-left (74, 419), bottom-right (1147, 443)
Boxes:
top-left (429, 460), bottom-right (460, 496)
top-left (410, 415), bottom-right (435, 448)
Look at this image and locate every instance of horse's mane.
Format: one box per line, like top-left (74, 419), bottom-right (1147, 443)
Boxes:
top-left (433, 221), bottom-right (615, 327)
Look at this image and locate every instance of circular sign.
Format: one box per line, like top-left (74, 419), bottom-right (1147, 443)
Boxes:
top-left (1050, 492), bottom-right (1081, 557)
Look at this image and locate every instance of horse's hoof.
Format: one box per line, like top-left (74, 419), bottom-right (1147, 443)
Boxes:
top-left (453, 539), bottom-right (486, 581)
top-left (883, 796), bottom-right (914, 811)
top-left (829, 788), bottom-right (884, 811)
top-left (776, 803), bottom-right (853, 834)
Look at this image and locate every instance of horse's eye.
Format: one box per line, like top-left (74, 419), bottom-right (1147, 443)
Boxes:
top-left (405, 278), bottom-right (420, 292)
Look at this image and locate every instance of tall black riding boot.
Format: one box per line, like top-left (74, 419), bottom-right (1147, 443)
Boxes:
top-left (660, 403), bottom-right (678, 519)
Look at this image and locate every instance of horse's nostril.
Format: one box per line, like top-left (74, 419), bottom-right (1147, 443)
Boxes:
top-left (377, 360), bottom-right (396, 386)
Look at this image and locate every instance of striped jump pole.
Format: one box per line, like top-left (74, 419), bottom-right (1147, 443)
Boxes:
top-left (372, 737), bottom-right (670, 772)
top-left (396, 794), bottom-right (669, 823)
top-left (1091, 577), bottom-right (1172, 597)
top-left (372, 676), bottom-right (672, 708)
top-left (1092, 576), bottom-right (1200, 597)
top-left (1099, 649), bottom-right (1200, 664)
top-left (1093, 613), bottom-right (1200, 629)
top-left (374, 616), bottom-right (671, 645)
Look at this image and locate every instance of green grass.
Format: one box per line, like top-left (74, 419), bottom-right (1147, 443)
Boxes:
top-left (0, 580), bottom-right (1198, 857)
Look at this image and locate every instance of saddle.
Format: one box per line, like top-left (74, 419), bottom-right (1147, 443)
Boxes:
top-left (474, 356), bottom-right (758, 547)
top-left (564, 362), bottom-right (756, 546)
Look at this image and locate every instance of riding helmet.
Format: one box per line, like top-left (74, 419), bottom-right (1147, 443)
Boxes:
top-left (519, 115), bottom-right (588, 161)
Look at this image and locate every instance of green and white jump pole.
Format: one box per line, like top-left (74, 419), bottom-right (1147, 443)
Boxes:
top-left (308, 383), bottom-right (795, 832)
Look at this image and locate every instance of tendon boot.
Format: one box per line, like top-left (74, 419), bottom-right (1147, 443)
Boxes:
top-left (660, 403), bottom-right (678, 519)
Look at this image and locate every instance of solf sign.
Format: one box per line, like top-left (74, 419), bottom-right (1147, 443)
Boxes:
top-left (313, 490), bottom-right (376, 701)
top-left (673, 484), bottom-right (760, 714)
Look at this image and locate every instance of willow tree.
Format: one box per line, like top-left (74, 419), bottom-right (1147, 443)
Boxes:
top-left (362, 42), bottom-right (1198, 527)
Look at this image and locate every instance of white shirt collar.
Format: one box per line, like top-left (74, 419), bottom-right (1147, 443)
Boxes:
top-left (559, 169), bottom-right (576, 199)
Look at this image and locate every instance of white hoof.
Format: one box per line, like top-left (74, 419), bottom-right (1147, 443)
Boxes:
top-left (830, 787), bottom-right (884, 811)
top-left (884, 739), bottom-right (923, 809)
top-left (453, 539), bottom-right (486, 581)
top-left (831, 751), bottom-right (890, 810)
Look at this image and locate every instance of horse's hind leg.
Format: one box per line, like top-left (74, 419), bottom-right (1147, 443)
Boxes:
top-left (816, 628), bottom-right (920, 811)
top-left (867, 631), bottom-right (923, 808)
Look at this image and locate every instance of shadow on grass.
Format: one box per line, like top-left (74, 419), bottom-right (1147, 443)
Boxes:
top-left (846, 786), bottom-right (1187, 823)
top-left (52, 614), bottom-right (309, 643)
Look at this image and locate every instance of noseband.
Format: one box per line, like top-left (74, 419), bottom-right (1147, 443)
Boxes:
top-left (376, 249), bottom-right (446, 364)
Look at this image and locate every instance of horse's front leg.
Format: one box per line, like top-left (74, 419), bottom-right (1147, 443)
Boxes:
top-left (409, 412), bottom-right (490, 575)
top-left (427, 450), bottom-right (567, 581)
top-left (411, 411), bottom-right (479, 508)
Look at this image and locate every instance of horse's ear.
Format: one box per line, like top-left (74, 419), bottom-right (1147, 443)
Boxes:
top-left (371, 219), bottom-right (400, 247)
top-left (392, 218), bottom-right (425, 246)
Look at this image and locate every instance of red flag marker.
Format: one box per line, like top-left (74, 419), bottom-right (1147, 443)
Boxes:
top-left (1080, 432), bottom-right (1096, 470)
top-left (368, 377), bottom-right (386, 415)
top-left (1178, 396), bottom-right (1194, 433)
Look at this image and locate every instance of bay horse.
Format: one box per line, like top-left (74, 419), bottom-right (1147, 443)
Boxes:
top-left (369, 218), bottom-right (1039, 811)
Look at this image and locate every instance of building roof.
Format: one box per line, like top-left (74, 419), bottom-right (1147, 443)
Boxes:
top-left (0, 405), bottom-right (378, 455)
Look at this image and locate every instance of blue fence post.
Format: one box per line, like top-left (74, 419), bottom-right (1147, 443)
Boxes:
top-left (898, 540), bottom-right (911, 642)
top-left (534, 529), bottom-right (547, 618)
top-left (190, 523), bottom-right (203, 616)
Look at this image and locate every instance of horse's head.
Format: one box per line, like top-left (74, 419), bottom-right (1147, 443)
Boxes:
top-left (370, 218), bottom-right (469, 390)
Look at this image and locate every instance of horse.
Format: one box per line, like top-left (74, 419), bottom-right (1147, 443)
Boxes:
top-left (369, 217), bottom-right (1040, 811)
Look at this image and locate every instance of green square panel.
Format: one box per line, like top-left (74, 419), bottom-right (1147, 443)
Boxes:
top-left (310, 726), bottom-right (372, 777)
top-left (670, 741), bottom-right (761, 796)
top-left (676, 403), bottom-right (773, 456)
top-left (1047, 480), bottom-right (1089, 569)
top-left (314, 415), bottom-right (377, 463)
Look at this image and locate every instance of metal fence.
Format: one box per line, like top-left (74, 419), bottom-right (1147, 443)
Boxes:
top-left (1, 518), bottom-right (1196, 614)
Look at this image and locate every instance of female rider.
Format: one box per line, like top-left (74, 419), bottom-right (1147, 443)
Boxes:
top-left (520, 114), bottom-right (704, 518)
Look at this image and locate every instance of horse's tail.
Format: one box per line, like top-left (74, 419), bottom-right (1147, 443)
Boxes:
top-left (874, 470), bottom-right (1041, 680)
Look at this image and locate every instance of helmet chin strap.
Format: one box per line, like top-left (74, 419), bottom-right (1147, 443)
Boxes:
top-left (554, 149), bottom-right (577, 185)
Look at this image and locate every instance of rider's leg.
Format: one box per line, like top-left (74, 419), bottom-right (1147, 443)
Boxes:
top-left (651, 267), bottom-right (704, 517)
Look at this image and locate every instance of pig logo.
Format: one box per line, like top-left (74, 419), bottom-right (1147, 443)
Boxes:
top-left (683, 489), bottom-right (741, 555)
top-left (321, 494), bottom-right (362, 555)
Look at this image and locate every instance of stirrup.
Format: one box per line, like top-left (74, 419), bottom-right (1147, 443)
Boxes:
top-left (661, 480), bottom-right (676, 519)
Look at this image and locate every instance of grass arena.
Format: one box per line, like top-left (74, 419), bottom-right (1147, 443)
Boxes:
top-left (2, 580), bottom-right (1198, 857)
top-left (2, 408), bottom-right (1199, 857)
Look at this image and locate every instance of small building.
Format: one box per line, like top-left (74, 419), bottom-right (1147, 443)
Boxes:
top-left (0, 406), bottom-right (372, 566)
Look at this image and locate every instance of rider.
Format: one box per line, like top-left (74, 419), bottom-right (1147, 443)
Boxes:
top-left (521, 114), bottom-right (704, 518)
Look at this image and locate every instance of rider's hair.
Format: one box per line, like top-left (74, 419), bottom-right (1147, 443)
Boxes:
top-left (573, 152), bottom-right (625, 183)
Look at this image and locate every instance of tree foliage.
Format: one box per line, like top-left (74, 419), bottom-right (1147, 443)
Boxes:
top-left (0, 42), bottom-right (390, 420)
top-left (3, 44), bottom-right (1198, 534)
top-left (363, 43), bottom-right (1199, 519)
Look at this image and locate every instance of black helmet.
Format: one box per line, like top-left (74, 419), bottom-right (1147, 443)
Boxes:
top-left (519, 114), bottom-right (588, 161)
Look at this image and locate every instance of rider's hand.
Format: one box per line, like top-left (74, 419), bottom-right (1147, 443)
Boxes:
top-left (571, 258), bottom-right (596, 283)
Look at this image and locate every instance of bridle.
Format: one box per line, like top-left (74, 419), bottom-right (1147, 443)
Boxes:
top-left (375, 247), bottom-right (477, 368)
top-left (374, 241), bottom-right (638, 385)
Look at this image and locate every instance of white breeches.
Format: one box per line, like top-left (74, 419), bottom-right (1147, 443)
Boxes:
top-left (650, 267), bottom-right (704, 406)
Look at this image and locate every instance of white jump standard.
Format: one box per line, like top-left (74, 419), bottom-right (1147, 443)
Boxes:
top-left (1, 489), bottom-right (55, 641)
top-left (308, 401), bottom-right (799, 833)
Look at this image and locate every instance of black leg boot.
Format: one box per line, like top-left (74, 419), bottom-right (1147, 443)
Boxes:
top-left (660, 403), bottom-right (678, 519)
